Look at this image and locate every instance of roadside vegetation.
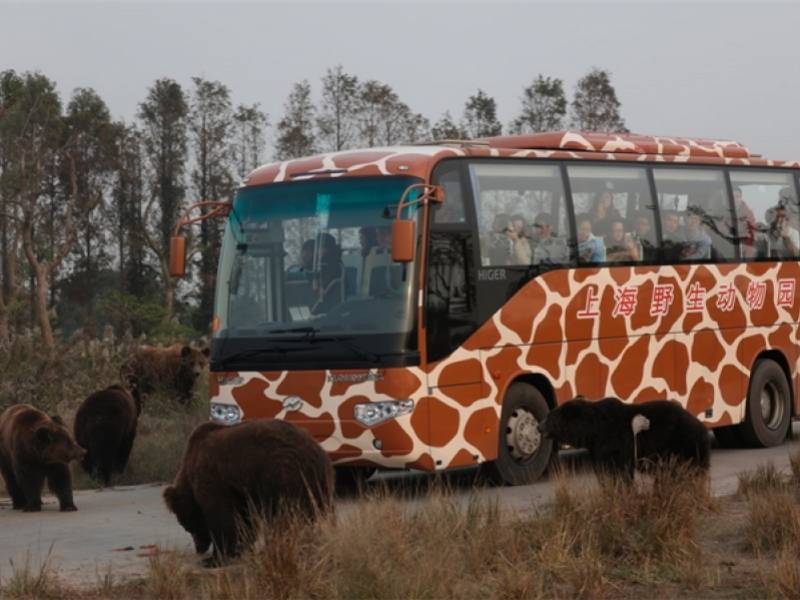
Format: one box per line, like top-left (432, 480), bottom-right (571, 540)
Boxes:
top-left (4, 456), bottom-right (800, 599)
top-left (0, 335), bottom-right (206, 495)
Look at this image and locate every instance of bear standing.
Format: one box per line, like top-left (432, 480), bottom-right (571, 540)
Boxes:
top-left (124, 343), bottom-right (209, 405)
top-left (164, 419), bottom-right (334, 565)
top-left (74, 384), bottom-right (142, 486)
top-left (0, 404), bottom-right (85, 511)
top-left (538, 397), bottom-right (710, 480)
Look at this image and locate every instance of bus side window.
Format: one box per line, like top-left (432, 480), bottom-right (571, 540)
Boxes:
top-left (730, 170), bottom-right (800, 260)
top-left (469, 162), bottom-right (570, 269)
top-left (653, 168), bottom-right (736, 263)
top-left (567, 165), bottom-right (657, 264)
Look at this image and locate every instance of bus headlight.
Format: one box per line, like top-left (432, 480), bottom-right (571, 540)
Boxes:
top-left (210, 403), bottom-right (242, 425)
top-left (354, 400), bottom-right (414, 427)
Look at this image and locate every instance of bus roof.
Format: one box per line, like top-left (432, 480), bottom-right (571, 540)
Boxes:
top-left (244, 131), bottom-right (800, 187)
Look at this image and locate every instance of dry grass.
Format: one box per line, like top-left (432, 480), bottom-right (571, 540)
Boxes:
top-left (126, 467), bottom-right (718, 600)
top-left (0, 548), bottom-right (60, 600)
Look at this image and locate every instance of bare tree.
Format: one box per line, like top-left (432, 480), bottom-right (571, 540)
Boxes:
top-left (189, 77), bottom-right (234, 329)
top-left (317, 65), bottom-right (359, 152)
top-left (232, 103), bottom-right (268, 179)
top-left (138, 78), bottom-right (188, 321)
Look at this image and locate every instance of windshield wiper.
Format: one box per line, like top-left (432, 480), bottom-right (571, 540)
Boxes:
top-left (219, 345), bottom-right (314, 365)
top-left (267, 326), bottom-right (319, 335)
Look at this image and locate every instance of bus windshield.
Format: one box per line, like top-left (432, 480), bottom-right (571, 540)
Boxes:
top-left (213, 176), bottom-right (422, 367)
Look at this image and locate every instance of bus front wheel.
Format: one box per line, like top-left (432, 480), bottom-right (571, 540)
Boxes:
top-left (741, 359), bottom-right (792, 448)
top-left (484, 382), bottom-right (553, 486)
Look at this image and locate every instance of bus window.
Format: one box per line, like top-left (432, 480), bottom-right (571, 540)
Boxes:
top-left (568, 165), bottom-right (658, 264)
top-left (653, 168), bottom-right (736, 262)
top-left (729, 170), bottom-right (800, 259)
top-left (469, 162), bottom-right (570, 268)
top-left (432, 164), bottom-right (467, 225)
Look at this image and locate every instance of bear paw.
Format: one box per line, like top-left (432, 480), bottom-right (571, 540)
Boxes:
top-left (22, 505), bottom-right (42, 512)
top-left (60, 504), bottom-right (78, 512)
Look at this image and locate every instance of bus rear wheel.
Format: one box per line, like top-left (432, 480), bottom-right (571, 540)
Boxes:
top-left (484, 382), bottom-right (553, 486)
top-left (740, 359), bottom-right (791, 448)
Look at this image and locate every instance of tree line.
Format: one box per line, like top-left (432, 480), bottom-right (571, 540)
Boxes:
top-left (0, 66), bottom-right (627, 351)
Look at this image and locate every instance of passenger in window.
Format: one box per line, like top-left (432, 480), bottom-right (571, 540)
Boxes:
top-left (767, 205), bottom-right (800, 258)
top-left (532, 213), bottom-right (568, 265)
top-left (589, 190), bottom-right (623, 240)
top-left (606, 220), bottom-right (640, 262)
top-left (359, 227), bottom-right (378, 259)
top-left (630, 213), bottom-right (657, 262)
top-left (287, 239), bottom-right (315, 281)
top-left (732, 187), bottom-right (757, 258)
top-left (660, 210), bottom-right (686, 262)
top-left (577, 216), bottom-right (606, 263)
top-left (682, 210), bottom-right (712, 260)
top-left (487, 214), bottom-right (514, 265)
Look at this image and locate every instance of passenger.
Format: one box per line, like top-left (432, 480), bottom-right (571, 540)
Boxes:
top-left (532, 213), bottom-right (568, 265)
top-left (767, 205), bottom-right (800, 258)
top-left (589, 190), bottom-right (623, 240)
top-left (682, 210), bottom-right (712, 260)
top-left (606, 220), bottom-right (640, 262)
top-left (630, 213), bottom-right (657, 262)
top-left (374, 226), bottom-right (392, 253)
top-left (508, 214), bottom-right (532, 264)
top-left (487, 214), bottom-right (514, 265)
top-left (577, 216), bottom-right (606, 263)
top-left (732, 186), bottom-right (757, 258)
top-left (660, 210), bottom-right (685, 262)
top-left (359, 227), bottom-right (378, 259)
top-left (287, 239), bottom-right (315, 281)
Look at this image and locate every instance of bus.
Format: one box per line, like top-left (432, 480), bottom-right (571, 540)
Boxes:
top-left (171, 131), bottom-right (800, 485)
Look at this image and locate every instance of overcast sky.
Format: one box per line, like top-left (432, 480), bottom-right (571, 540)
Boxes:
top-left (2, 1), bottom-right (798, 162)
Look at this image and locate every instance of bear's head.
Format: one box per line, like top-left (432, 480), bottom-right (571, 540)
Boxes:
top-left (163, 484), bottom-right (211, 554)
top-left (537, 397), bottom-right (599, 449)
top-left (176, 345), bottom-right (210, 402)
top-left (36, 416), bottom-right (86, 464)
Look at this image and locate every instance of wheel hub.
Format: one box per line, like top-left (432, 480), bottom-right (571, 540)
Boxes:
top-left (760, 381), bottom-right (784, 430)
top-left (506, 409), bottom-right (541, 461)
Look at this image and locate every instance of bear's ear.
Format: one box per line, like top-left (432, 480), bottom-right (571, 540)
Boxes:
top-left (180, 345), bottom-right (192, 360)
top-left (163, 486), bottom-right (178, 513)
top-left (36, 426), bottom-right (53, 445)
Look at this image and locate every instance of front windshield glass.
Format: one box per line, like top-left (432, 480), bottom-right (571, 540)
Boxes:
top-left (213, 176), bottom-right (421, 363)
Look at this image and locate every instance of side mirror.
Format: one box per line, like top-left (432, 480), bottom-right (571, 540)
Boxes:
top-left (170, 236), bottom-right (186, 277)
top-left (391, 220), bottom-right (415, 263)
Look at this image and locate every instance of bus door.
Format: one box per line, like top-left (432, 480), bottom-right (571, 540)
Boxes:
top-left (423, 162), bottom-right (485, 467)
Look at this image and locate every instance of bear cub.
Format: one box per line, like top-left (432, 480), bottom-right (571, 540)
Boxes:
top-left (538, 396), bottom-right (710, 480)
top-left (164, 419), bottom-right (334, 565)
top-left (74, 384), bottom-right (142, 486)
top-left (0, 404), bottom-right (85, 511)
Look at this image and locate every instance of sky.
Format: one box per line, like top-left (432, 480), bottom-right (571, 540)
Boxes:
top-left (1, 1), bottom-right (799, 162)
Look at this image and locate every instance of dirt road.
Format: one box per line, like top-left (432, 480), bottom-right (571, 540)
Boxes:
top-left (1, 428), bottom-right (798, 585)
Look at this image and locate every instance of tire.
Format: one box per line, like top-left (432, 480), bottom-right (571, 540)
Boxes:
top-left (334, 466), bottom-right (375, 495)
top-left (740, 359), bottom-right (792, 448)
top-left (713, 424), bottom-right (744, 449)
top-left (484, 382), bottom-right (553, 486)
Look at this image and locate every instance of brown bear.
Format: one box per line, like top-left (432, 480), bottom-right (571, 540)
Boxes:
top-left (0, 404), bottom-right (86, 511)
top-left (124, 343), bottom-right (209, 405)
top-left (538, 396), bottom-right (710, 481)
top-left (164, 419), bottom-right (334, 565)
top-left (74, 384), bottom-right (142, 486)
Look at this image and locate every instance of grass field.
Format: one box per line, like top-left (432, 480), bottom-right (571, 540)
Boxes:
top-left (1, 458), bottom-right (799, 599)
